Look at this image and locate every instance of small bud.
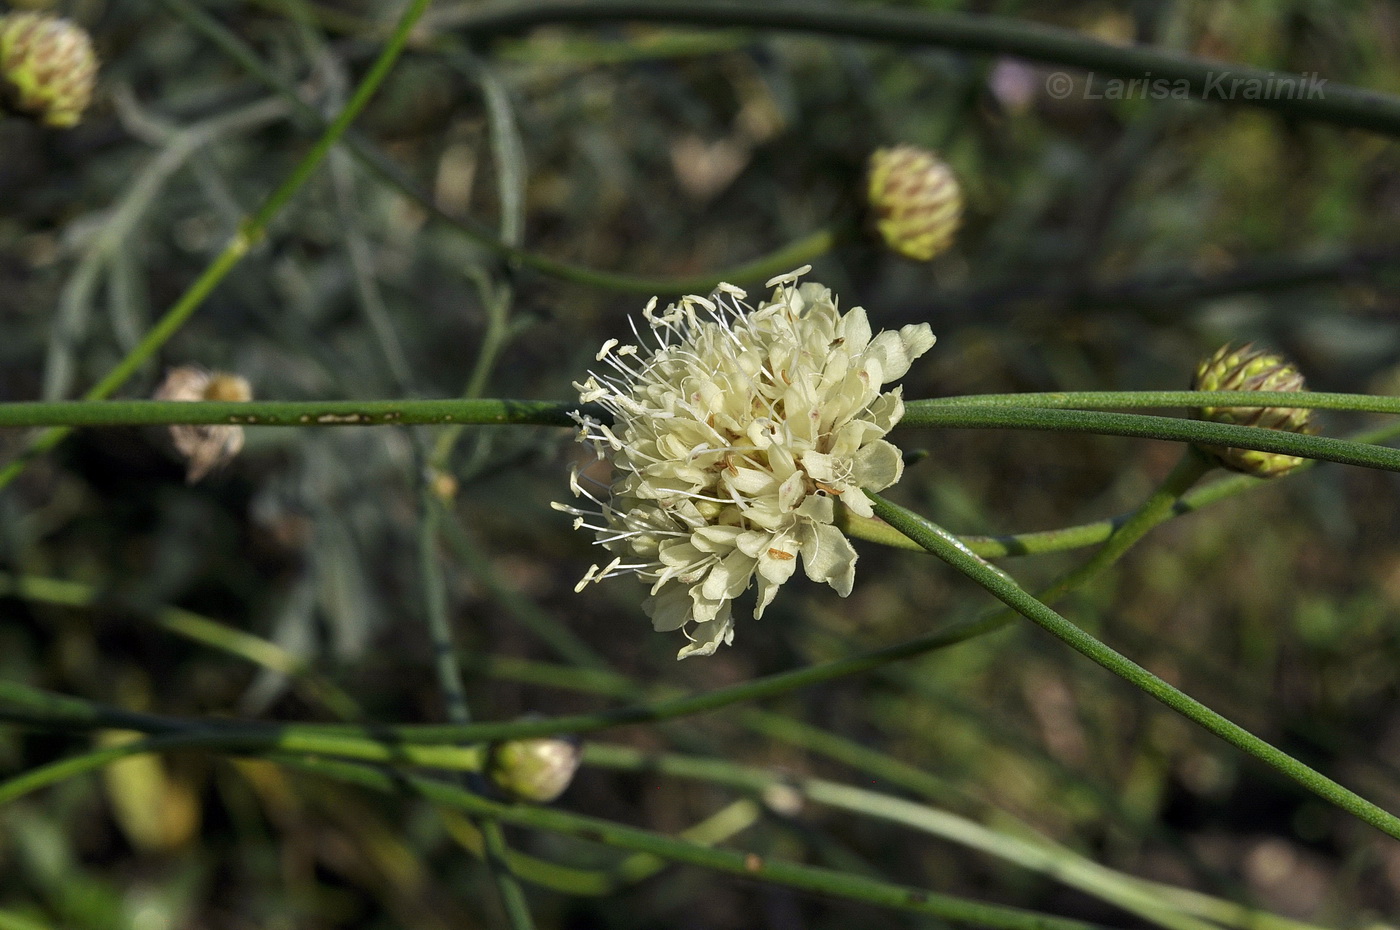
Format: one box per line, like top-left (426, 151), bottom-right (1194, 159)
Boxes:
top-left (0, 12), bottom-right (98, 128)
top-left (865, 145), bottom-right (962, 261)
top-left (486, 736), bottom-right (581, 803)
top-left (155, 367), bottom-right (253, 483)
top-left (1192, 343), bottom-right (1314, 478)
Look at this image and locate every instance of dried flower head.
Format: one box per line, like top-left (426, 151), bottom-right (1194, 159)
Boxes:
top-left (0, 12), bottom-right (97, 128)
top-left (1192, 343), bottom-right (1313, 478)
top-left (155, 367), bottom-right (252, 483)
top-left (555, 267), bottom-right (935, 659)
top-left (866, 145), bottom-right (962, 262)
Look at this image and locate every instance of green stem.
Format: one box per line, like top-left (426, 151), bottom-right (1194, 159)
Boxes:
top-left (0, 729), bottom-right (484, 806)
top-left (0, 572), bottom-right (360, 719)
top-left (2, 395), bottom-right (1397, 479)
top-left (157, 0), bottom-right (837, 295)
top-left (0, 398), bottom-right (583, 429)
top-left (851, 419), bottom-right (1400, 557)
top-left (1027, 449), bottom-right (1214, 605)
top-left (0, 0), bottom-right (437, 490)
top-left (282, 755), bottom-right (1113, 930)
top-left (896, 404), bottom-right (1400, 472)
top-left (910, 390), bottom-right (1400, 415)
top-left (864, 491), bottom-right (1400, 843)
top-left (436, 2), bottom-right (1400, 138)
top-left (419, 488), bottom-right (537, 930)
top-left (580, 744), bottom-right (1230, 930)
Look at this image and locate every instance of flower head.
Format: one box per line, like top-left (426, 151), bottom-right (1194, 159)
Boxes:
top-left (155, 366), bottom-right (253, 483)
top-left (0, 12), bottom-right (97, 128)
top-left (866, 145), bottom-right (962, 262)
top-left (555, 267), bottom-right (935, 659)
top-left (1192, 342), bottom-right (1313, 478)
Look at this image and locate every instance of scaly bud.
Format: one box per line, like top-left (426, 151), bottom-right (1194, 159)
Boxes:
top-left (1192, 343), bottom-right (1313, 478)
top-left (865, 145), bottom-right (962, 261)
top-left (486, 736), bottom-right (582, 803)
top-left (155, 367), bottom-right (253, 483)
top-left (0, 12), bottom-right (97, 128)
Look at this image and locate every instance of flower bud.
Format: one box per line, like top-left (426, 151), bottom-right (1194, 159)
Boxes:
top-left (0, 12), bottom-right (97, 128)
top-left (486, 736), bottom-right (581, 803)
top-left (1192, 343), bottom-right (1313, 478)
top-left (155, 367), bottom-right (253, 483)
top-left (865, 145), bottom-right (962, 261)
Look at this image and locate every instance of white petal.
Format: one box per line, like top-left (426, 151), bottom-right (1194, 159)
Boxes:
top-left (677, 610), bottom-right (735, 659)
top-left (800, 523), bottom-right (857, 596)
top-left (645, 585), bottom-right (692, 632)
top-left (853, 440), bottom-right (904, 492)
top-left (701, 548), bottom-right (757, 601)
top-left (802, 451), bottom-right (837, 484)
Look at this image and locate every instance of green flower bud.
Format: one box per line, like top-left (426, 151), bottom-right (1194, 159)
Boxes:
top-left (1192, 343), bottom-right (1314, 478)
top-left (0, 12), bottom-right (97, 128)
top-left (486, 736), bottom-right (581, 803)
top-left (866, 145), bottom-right (962, 261)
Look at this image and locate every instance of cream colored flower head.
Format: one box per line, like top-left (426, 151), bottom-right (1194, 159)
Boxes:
top-left (554, 267), bottom-right (934, 659)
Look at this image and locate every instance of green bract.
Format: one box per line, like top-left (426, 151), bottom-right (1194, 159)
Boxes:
top-left (556, 267), bottom-right (935, 659)
top-left (1192, 343), bottom-right (1314, 478)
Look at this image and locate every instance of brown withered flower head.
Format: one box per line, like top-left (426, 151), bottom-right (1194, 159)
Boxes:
top-left (155, 367), bottom-right (253, 483)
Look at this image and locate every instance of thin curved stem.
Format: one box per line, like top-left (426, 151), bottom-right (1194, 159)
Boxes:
top-left (581, 744), bottom-right (1296, 930)
top-left (433, 1), bottom-right (1400, 138)
top-left (864, 491), bottom-right (1400, 843)
top-left (0, 572), bottom-right (360, 719)
top-left (156, 0), bottom-right (838, 295)
top-left (0, 398), bottom-right (583, 429)
top-left (911, 390), bottom-right (1400, 415)
top-left (281, 755), bottom-right (1114, 930)
top-left (0, 0), bottom-right (437, 490)
top-left (896, 404), bottom-right (1400, 472)
top-left (849, 419), bottom-right (1400, 557)
top-left (2, 394), bottom-right (1398, 473)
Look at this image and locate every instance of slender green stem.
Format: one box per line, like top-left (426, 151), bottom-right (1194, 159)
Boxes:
top-left (0, 0), bottom-right (436, 490)
top-left (0, 572), bottom-right (360, 719)
top-left (0, 398), bottom-right (583, 429)
top-left (850, 420), bottom-right (1400, 557)
top-left (0, 621), bottom-right (1020, 743)
top-left (864, 491), bottom-right (1400, 843)
top-left (157, 0), bottom-right (837, 294)
top-left (581, 744), bottom-right (1236, 930)
top-left (0, 390), bottom-right (1393, 432)
top-left (897, 404), bottom-right (1400, 472)
top-left (0, 729), bottom-right (484, 806)
top-left (420, 497), bottom-right (472, 729)
top-left (910, 390), bottom-right (1400, 415)
top-left (1, 389), bottom-right (1393, 427)
top-left (281, 755), bottom-right (1113, 930)
top-left (419, 487), bottom-right (537, 930)
top-left (441, 799), bottom-right (763, 896)
top-left (1025, 449), bottom-right (1215, 606)
top-left (3, 394), bottom-right (1398, 480)
top-left (435, 2), bottom-right (1400, 138)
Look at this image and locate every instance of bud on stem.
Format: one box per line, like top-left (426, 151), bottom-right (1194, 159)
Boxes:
top-left (1192, 343), bottom-right (1314, 478)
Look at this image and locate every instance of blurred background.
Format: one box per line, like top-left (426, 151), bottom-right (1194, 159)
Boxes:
top-left (1, 0), bottom-right (1400, 927)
